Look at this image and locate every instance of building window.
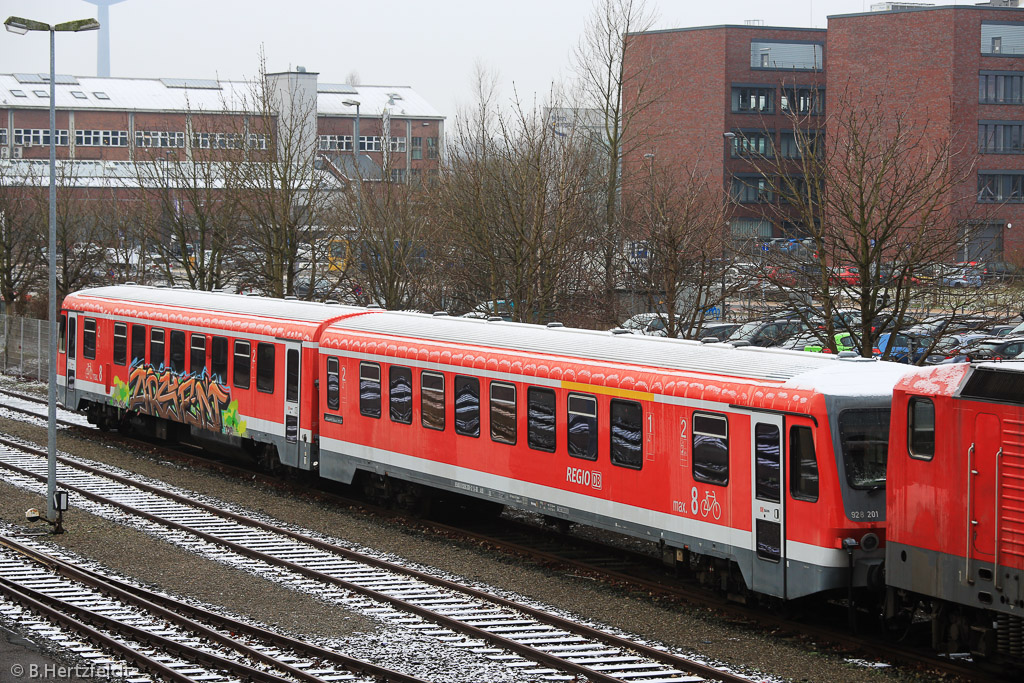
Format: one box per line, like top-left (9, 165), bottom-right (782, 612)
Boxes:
top-left (318, 134), bottom-right (352, 151)
top-left (113, 323), bottom-right (127, 366)
top-left (979, 122), bottom-right (1024, 153)
top-left (981, 22), bottom-right (1024, 56)
top-left (10, 89), bottom-right (26, 98)
top-left (527, 387), bottom-right (556, 452)
top-left (233, 340), bottom-right (250, 388)
top-left (389, 136), bottom-right (407, 152)
top-left (135, 130), bottom-right (185, 148)
top-left (411, 136), bottom-right (423, 160)
top-left (389, 366), bottom-right (413, 424)
top-left (693, 412), bottom-right (729, 485)
top-left (421, 371), bottom-right (445, 431)
top-left (780, 87), bottom-right (823, 115)
top-left (567, 393), bottom-right (598, 461)
top-left (359, 136), bottom-right (382, 152)
top-left (978, 172), bottom-right (1024, 202)
top-left (359, 361), bottom-right (382, 418)
top-left (779, 130), bottom-right (821, 159)
top-left (454, 376), bottom-right (481, 437)
top-left (908, 397), bottom-right (935, 461)
top-left (426, 137), bottom-right (439, 159)
top-left (730, 130), bottom-right (773, 158)
top-left (193, 132), bottom-right (244, 149)
top-left (610, 399), bottom-right (642, 469)
top-left (13, 129), bottom-right (69, 146)
top-left (789, 425), bottom-right (819, 501)
top-left (150, 328), bottom-right (165, 369)
top-left (750, 41), bottom-right (823, 70)
top-left (247, 133), bottom-right (269, 150)
top-left (0, 129), bottom-right (6, 146)
top-left (256, 342), bottom-right (275, 393)
top-left (731, 87), bottom-right (773, 114)
top-left (33, 90), bottom-right (47, 98)
top-left (731, 175), bottom-right (773, 203)
top-left (92, 91), bottom-right (110, 100)
top-left (390, 168), bottom-right (407, 183)
top-left (730, 218), bottom-right (773, 239)
top-left (980, 72), bottom-right (1024, 104)
top-left (71, 90), bottom-right (87, 99)
top-left (490, 382), bottom-right (517, 445)
top-left (75, 130), bottom-right (129, 147)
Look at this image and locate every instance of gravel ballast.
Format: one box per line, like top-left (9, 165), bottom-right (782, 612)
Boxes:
top-left (0, 396), bottom-right (948, 682)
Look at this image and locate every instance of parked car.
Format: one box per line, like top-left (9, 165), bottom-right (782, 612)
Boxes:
top-left (905, 314), bottom-right (993, 338)
top-left (828, 265), bottom-right (860, 286)
top-left (874, 332), bottom-right (934, 364)
top-left (691, 322), bottom-right (742, 341)
top-left (960, 260), bottom-right (1023, 282)
top-left (927, 332), bottom-right (994, 364)
top-left (726, 318), bottom-right (806, 347)
top-left (616, 312), bottom-right (666, 336)
top-left (776, 331), bottom-right (855, 354)
top-left (940, 336), bottom-right (1024, 363)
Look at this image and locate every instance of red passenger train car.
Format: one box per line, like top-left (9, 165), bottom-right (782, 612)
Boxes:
top-left (316, 310), bottom-right (910, 600)
top-left (55, 286), bottom-right (912, 604)
top-left (887, 361), bottom-right (1024, 659)
top-left (58, 285), bottom-right (366, 470)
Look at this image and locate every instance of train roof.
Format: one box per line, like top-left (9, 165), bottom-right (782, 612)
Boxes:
top-left (63, 285), bottom-right (367, 339)
top-left (895, 360), bottom-right (1024, 403)
top-left (323, 311), bottom-right (911, 392)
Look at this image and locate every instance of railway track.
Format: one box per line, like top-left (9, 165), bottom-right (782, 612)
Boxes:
top-left (0, 533), bottom-right (425, 683)
top-left (0, 433), bottom-right (754, 683)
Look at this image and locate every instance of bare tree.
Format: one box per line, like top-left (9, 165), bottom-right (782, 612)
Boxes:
top-left (734, 86), bottom-right (989, 358)
top-left (624, 156), bottom-right (734, 338)
top-left (573, 0), bottom-right (661, 324)
top-left (0, 162), bottom-right (44, 313)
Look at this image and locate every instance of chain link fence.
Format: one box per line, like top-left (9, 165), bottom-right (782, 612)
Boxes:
top-left (0, 315), bottom-right (51, 382)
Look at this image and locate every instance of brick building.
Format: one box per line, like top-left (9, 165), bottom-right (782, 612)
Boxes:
top-left (0, 68), bottom-right (444, 185)
top-left (623, 3), bottom-right (1024, 262)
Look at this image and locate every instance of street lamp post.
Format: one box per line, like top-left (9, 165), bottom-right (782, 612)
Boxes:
top-left (342, 99), bottom-right (362, 220)
top-left (5, 15), bottom-right (100, 529)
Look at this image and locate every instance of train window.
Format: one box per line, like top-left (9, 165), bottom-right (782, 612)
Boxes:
top-left (131, 325), bottom-right (146, 367)
top-left (908, 397), bottom-right (935, 461)
top-left (837, 409), bottom-right (889, 490)
top-left (610, 399), bottom-right (643, 469)
top-left (490, 382), bottom-right (517, 445)
top-left (455, 376), bottom-right (481, 437)
top-left (68, 317), bottom-right (76, 359)
top-left (58, 315), bottom-right (66, 354)
top-left (211, 336), bottom-right (228, 384)
top-left (359, 361), bottom-right (381, 418)
top-left (754, 423), bottom-right (781, 503)
top-left (190, 334), bottom-right (207, 376)
top-left (326, 357), bottom-right (340, 411)
top-left (150, 328), bottom-right (165, 369)
top-left (567, 393), bottom-right (598, 460)
top-left (692, 412), bottom-right (729, 485)
top-left (233, 340), bottom-right (251, 389)
top-left (83, 318), bottom-right (97, 360)
top-left (169, 330), bottom-right (185, 374)
top-left (113, 323), bottom-right (128, 366)
top-left (528, 387), bottom-right (556, 452)
top-left (789, 425), bottom-right (819, 502)
top-left (286, 348), bottom-right (299, 402)
top-left (421, 371), bottom-right (445, 431)
top-left (256, 342), bottom-right (275, 393)
top-left (389, 366), bottom-right (413, 424)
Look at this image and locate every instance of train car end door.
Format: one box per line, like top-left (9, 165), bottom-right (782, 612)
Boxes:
top-left (283, 341), bottom-right (303, 468)
top-left (751, 415), bottom-right (786, 597)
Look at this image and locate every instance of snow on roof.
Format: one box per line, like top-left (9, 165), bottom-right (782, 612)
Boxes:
top-left (325, 311), bottom-right (902, 390)
top-left (0, 74), bottom-right (442, 119)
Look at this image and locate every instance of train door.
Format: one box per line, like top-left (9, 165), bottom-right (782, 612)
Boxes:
top-left (64, 312), bottom-right (77, 407)
top-left (283, 341), bottom-right (302, 467)
top-left (968, 413), bottom-right (1000, 566)
top-left (751, 414), bottom-right (786, 596)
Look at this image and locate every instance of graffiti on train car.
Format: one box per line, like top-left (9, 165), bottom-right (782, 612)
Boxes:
top-left (110, 363), bottom-right (247, 436)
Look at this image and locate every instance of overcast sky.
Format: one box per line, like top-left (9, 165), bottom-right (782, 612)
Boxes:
top-left (1, 1), bottom-right (954, 119)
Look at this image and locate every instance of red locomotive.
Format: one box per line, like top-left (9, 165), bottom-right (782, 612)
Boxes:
top-left (58, 285), bottom-right (909, 604)
top-left (887, 361), bottom-right (1024, 659)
